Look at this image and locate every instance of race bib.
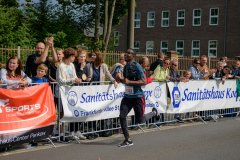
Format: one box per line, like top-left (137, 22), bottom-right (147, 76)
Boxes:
top-left (125, 86), bottom-right (134, 94)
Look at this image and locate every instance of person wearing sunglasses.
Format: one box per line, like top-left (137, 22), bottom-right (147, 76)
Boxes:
top-left (187, 58), bottom-right (208, 80)
top-left (166, 59), bottom-right (187, 82)
top-left (154, 58), bottom-right (170, 81)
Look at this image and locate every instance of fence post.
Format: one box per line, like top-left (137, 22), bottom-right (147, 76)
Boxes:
top-left (209, 57), bottom-right (211, 68)
top-left (17, 46), bottom-right (20, 59)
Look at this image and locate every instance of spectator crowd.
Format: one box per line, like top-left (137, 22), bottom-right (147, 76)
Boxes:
top-left (0, 37), bottom-right (239, 148)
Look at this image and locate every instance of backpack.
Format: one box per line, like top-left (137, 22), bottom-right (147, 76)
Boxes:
top-left (98, 119), bottom-right (113, 137)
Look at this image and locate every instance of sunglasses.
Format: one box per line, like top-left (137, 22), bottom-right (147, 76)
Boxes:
top-left (196, 63), bottom-right (200, 65)
top-left (126, 52), bottom-right (133, 54)
top-left (172, 64), bottom-right (177, 66)
top-left (164, 62), bottom-right (169, 65)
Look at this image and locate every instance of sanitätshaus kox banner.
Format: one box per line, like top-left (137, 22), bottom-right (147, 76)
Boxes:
top-left (167, 80), bottom-right (240, 113)
top-left (60, 82), bottom-right (167, 122)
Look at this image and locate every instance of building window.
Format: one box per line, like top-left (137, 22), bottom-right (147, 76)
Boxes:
top-left (176, 40), bottom-right (184, 56)
top-left (208, 40), bottom-right (217, 57)
top-left (134, 41), bottom-right (140, 53)
top-left (162, 11), bottom-right (169, 27)
top-left (209, 8), bottom-right (219, 25)
top-left (134, 12), bottom-right (141, 28)
top-left (161, 41), bottom-right (168, 54)
top-left (146, 41), bottom-right (154, 54)
top-left (147, 12), bottom-right (155, 28)
top-left (114, 31), bottom-right (119, 46)
top-left (193, 9), bottom-right (201, 26)
top-left (191, 40), bottom-right (200, 57)
top-left (177, 10), bottom-right (185, 26)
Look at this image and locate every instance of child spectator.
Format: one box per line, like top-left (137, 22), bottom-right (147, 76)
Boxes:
top-left (55, 47), bottom-right (82, 143)
top-left (183, 70), bottom-right (192, 81)
top-left (31, 64), bottom-right (48, 83)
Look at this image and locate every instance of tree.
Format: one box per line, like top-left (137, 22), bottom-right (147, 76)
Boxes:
top-left (0, 0), bottom-right (20, 8)
top-left (102, 0), bottom-right (116, 53)
top-left (0, 5), bottom-right (34, 46)
top-left (94, 0), bottom-right (100, 49)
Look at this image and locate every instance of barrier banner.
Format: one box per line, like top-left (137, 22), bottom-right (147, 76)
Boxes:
top-left (0, 83), bottom-right (56, 148)
top-left (60, 82), bottom-right (167, 122)
top-left (167, 80), bottom-right (240, 113)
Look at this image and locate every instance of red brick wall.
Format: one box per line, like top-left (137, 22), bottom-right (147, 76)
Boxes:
top-left (113, 0), bottom-right (240, 58)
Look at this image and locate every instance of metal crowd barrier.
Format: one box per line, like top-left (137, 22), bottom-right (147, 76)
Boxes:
top-left (1, 80), bottom-right (240, 148)
top-left (49, 80), bottom-right (240, 146)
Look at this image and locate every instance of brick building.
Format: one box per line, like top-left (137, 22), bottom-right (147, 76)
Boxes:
top-left (113, 0), bottom-right (240, 58)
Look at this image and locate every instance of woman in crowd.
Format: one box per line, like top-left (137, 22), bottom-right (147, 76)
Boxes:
top-left (48, 49), bottom-right (64, 139)
top-left (187, 58), bottom-right (208, 80)
top-left (220, 57), bottom-right (227, 66)
top-left (0, 56), bottom-right (31, 89)
top-left (85, 50), bottom-right (118, 139)
top-left (222, 65), bottom-right (234, 84)
top-left (109, 53), bottom-right (126, 79)
top-left (49, 49), bottom-right (64, 82)
top-left (73, 48), bottom-right (90, 83)
top-left (87, 51), bottom-right (96, 64)
top-left (86, 50), bottom-right (118, 87)
top-left (154, 58), bottom-right (170, 81)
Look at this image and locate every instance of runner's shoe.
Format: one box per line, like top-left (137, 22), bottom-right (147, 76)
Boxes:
top-left (118, 139), bottom-right (133, 147)
top-left (152, 107), bottom-right (160, 121)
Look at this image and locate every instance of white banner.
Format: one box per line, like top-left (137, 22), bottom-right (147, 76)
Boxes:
top-left (60, 82), bottom-right (167, 122)
top-left (167, 80), bottom-right (240, 113)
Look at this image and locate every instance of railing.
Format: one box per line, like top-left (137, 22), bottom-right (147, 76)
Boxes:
top-left (0, 46), bottom-right (236, 71)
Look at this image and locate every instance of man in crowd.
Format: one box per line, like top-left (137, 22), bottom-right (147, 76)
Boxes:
top-left (139, 56), bottom-right (154, 84)
top-left (198, 55), bottom-right (215, 80)
top-left (25, 37), bottom-right (57, 78)
top-left (211, 62), bottom-right (224, 79)
top-left (149, 52), bottom-right (164, 76)
top-left (115, 48), bottom-right (160, 147)
top-left (231, 60), bottom-right (240, 79)
top-left (166, 59), bottom-right (187, 123)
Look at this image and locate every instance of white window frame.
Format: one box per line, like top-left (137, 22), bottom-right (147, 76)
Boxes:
top-left (176, 40), bottom-right (184, 57)
top-left (146, 41), bottom-right (154, 54)
top-left (177, 10), bottom-right (185, 26)
top-left (193, 9), bottom-right (201, 26)
top-left (208, 40), bottom-right (217, 57)
top-left (114, 31), bottom-right (119, 46)
top-left (134, 12), bottom-right (141, 28)
top-left (134, 41), bottom-right (140, 53)
top-left (191, 40), bottom-right (200, 57)
top-left (161, 11), bottom-right (169, 27)
top-left (160, 41), bottom-right (168, 54)
top-left (147, 12), bottom-right (155, 28)
top-left (209, 8), bottom-right (219, 25)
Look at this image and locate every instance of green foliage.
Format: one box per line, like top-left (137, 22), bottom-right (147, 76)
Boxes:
top-left (0, 0), bottom-right (20, 8)
top-left (0, 0), bottom-right (128, 50)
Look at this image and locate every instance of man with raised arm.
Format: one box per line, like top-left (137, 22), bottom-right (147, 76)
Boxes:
top-left (25, 37), bottom-right (58, 79)
top-left (115, 48), bottom-right (160, 147)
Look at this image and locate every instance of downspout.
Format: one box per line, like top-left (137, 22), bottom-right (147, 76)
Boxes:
top-left (223, 0), bottom-right (228, 57)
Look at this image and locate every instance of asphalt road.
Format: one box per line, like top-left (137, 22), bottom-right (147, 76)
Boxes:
top-left (1, 117), bottom-right (240, 160)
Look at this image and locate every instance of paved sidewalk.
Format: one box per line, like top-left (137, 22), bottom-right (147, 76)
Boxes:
top-left (0, 120), bottom-right (203, 157)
